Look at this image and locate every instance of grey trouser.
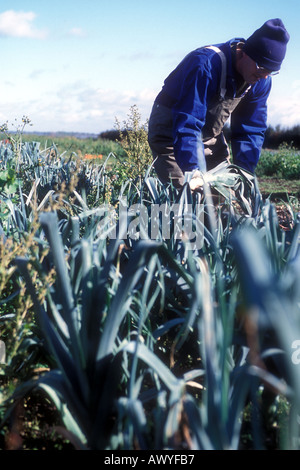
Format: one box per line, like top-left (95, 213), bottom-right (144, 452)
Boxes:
top-left (148, 103), bottom-right (185, 189)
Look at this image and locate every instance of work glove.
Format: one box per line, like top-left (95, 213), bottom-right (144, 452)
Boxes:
top-left (189, 170), bottom-right (204, 191)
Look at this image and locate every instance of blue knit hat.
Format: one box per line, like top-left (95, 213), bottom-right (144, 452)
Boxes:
top-left (243, 19), bottom-right (290, 71)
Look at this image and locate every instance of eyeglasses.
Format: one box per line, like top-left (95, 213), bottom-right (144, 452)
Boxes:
top-left (256, 63), bottom-right (279, 76)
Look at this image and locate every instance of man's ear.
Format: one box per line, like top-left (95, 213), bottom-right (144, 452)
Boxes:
top-left (235, 48), bottom-right (244, 60)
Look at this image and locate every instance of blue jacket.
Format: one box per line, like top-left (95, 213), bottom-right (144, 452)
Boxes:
top-left (155, 39), bottom-right (272, 173)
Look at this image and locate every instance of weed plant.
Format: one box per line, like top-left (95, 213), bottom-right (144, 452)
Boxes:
top-left (256, 143), bottom-right (300, 179)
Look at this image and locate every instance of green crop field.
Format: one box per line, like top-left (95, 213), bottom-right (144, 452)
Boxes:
top-left (0, 111), bottom-right (299, 451)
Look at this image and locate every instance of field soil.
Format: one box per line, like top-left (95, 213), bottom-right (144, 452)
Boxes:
top-left (258, 177), bottom-right (300, 199)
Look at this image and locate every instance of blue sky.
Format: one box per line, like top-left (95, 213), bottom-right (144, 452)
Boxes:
top-left (0, 0), bottom-right (299, 134)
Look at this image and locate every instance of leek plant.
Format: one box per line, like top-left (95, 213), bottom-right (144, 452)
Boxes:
top-left (11, 211), bottom-right (202, 449)
top-left (0, 126), bottom-right (299, 450)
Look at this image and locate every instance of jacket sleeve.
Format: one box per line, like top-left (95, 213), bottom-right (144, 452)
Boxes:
top-left (230, 77), bottom-right (272, 173)
top-left (171, 59), bottom-right (218, 173)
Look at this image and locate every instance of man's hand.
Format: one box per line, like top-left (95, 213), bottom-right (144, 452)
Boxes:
top-left (189, 170), bottom-right (204, 191)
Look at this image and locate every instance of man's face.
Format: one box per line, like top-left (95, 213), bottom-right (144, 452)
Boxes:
top-left (238, 52), bottom-right (270, 84)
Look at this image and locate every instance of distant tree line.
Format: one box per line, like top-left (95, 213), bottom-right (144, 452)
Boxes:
top-left (263, 125), bottom-right (300, 149)
top-left (99, 124), bottom-right (300, 150)
top-left (99, 129), bottom-right (123, 142)
top-left (224, 124), bottom-right (300, 150)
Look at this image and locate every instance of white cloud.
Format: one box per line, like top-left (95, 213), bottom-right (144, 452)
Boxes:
top-left (0, 82), bottom-right (156, 133)
top-left (67, 27), bottom-right (86, 38)
top-left (28, 69), bottom-right (47, 80)
top-left (268, 80), bottom-right (300, 128)
top-left (268, 102), bottom-right (300, 128)
top-left (0, 10), bottom-right (47, 39)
